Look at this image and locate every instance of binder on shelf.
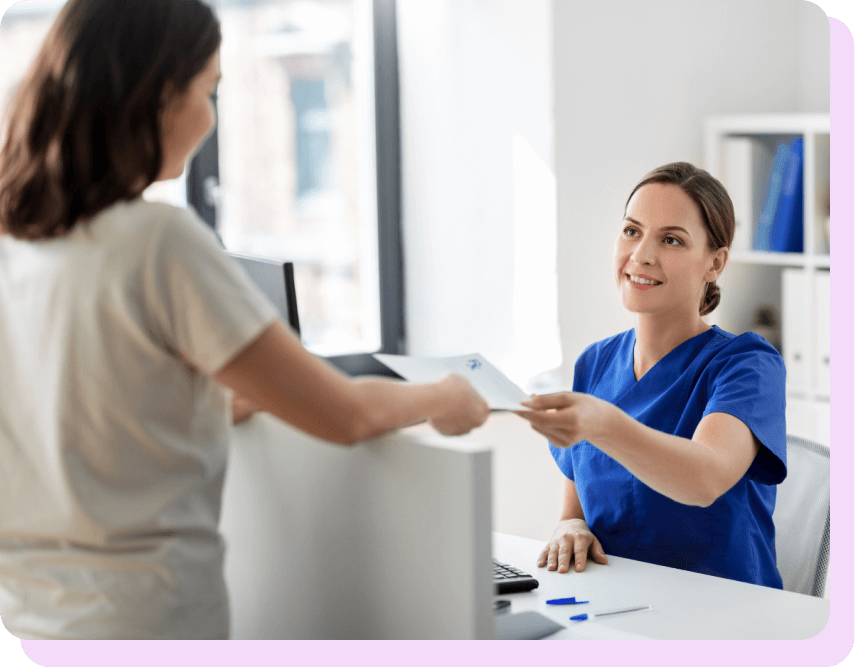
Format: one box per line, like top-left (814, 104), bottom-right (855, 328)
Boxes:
top-left (781, 268), bottom-right (809, 388)
top-left (721, 137), bottom-right (769, 251)
top-left (753, 142), bottom-right (791, 251)
top-left (770, 137), bottom-right (804, 253)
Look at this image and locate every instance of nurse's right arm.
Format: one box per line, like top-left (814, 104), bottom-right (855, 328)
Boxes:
top-left (214, 321), bottom-right (490, 445)
top-left (537, 479), bottom-right (608, 573)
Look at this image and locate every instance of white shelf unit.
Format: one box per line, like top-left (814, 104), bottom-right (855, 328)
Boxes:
top-left (704, 113), bottom-right (831, 447)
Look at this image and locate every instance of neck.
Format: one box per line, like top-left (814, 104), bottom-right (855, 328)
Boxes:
top-left (633, 310), bottom-right (710, 380)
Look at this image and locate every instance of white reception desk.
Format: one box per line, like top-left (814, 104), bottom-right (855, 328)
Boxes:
top-left (221, 413), bottom-right (829, 640)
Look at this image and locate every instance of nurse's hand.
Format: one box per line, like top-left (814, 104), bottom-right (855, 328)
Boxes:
top-left (517, 392), bottom-right (617, 448)
top-left (538, 518), bottom-right (608, 573)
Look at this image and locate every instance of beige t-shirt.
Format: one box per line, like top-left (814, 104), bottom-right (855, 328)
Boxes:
top-left (0, 198), bottom-right (279, 639)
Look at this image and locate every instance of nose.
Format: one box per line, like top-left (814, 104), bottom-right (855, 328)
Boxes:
top-left (630, 235), bottom-right (657, 266)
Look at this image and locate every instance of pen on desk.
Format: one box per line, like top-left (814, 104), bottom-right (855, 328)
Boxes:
top-left (570, 604), bottom-right (653, 622)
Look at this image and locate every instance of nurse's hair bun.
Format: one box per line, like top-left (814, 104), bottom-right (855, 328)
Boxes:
top-left (701, 282), bottom-right (721, 317)
top-left (626, 162), bottom-right (735, 317)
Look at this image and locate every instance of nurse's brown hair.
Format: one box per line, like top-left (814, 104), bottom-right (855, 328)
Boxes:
top-left (0, 0), bottom-right (220, 240)
top-left (625, 162), bottom-right (735, 316)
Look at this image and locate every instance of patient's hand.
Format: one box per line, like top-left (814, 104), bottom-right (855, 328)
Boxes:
top-left (427, 374), bottom-right (490, 436)
top-left (232, 393), bottom-right (261, 424)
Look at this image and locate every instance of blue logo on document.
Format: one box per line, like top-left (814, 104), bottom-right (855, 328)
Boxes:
top-left (467, 359), bottom-right (482, 371)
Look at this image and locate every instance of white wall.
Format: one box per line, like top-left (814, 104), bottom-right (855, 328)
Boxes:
top-left (396, 0), bottom-right (830, 541)
top-left (554, 0), bottom-right (830, 387)
top-left (396, 0), bottom-right (560, 391)
top-left (797, 1), bottom-right (832, 111)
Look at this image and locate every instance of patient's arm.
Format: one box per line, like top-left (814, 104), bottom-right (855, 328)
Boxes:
top-left (214, 321), bottom-right (489, 444)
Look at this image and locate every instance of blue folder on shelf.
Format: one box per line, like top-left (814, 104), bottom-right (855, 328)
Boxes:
top-left (770, 137), bottom-right (804, 253)
top-left (753, 141), bottom-right (790, 251)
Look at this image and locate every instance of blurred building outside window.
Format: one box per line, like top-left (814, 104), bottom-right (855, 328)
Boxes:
top-left (0, 0), bottom-right (382, 358)
top-left (210, 0), bottom-right (381, 357)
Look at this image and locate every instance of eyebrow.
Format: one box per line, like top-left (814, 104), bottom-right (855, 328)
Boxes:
top-left (624, 216), bottom-right (690, 235)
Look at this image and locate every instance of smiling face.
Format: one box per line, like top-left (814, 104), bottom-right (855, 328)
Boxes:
top-left (614, 182), bottom-right (726, 320)
top-left (157, 52), bottom-right (221, 182)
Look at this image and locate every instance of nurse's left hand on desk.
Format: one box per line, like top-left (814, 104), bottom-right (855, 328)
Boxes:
top-left (516, 392), bottom-right (618, 448)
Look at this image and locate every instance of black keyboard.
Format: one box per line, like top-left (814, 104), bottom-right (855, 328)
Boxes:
top-left (493, 558), bottom-right (539, 594)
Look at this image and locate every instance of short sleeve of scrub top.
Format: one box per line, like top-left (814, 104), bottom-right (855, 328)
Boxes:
top-left (550, 326), bottom-right (787, 588)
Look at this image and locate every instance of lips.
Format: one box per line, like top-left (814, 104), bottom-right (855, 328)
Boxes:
top-left (626, 273), bottom-right (662, 290)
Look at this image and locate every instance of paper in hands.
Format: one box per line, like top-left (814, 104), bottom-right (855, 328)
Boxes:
top-left (374, 353), bottom-right (530, 411)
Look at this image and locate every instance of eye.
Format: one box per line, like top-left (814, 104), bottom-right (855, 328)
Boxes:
top-left (623, 226), bottom-right (638, 237)
top-left (663, 235), bottom-right (682, 246)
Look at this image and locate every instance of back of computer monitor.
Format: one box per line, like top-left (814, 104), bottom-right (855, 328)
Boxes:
top-left (226, 251), bottom-right (301, 337)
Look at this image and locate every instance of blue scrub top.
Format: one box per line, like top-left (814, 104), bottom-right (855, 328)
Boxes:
top-left (550, 325), bottom-right (787, 588)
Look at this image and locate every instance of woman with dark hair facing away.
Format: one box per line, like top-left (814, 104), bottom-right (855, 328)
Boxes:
top-left (0, 0), bottom-right (488, 639)
top-left (518, 163), bottom-right (787, 588)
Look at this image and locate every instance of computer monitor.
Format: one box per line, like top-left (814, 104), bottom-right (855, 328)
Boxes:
top-left (226, 252), bottom-right (301, 337)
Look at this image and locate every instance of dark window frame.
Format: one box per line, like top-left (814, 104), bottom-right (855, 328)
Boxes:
top-left (187, 0), bottom-right (404, 377)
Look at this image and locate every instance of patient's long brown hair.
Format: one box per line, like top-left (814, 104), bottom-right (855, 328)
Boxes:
top-left (0, 0), bottom-right (220, 240)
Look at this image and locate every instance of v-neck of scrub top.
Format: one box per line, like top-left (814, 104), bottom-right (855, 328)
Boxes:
top-left (609, 325), bottom-right (720, 410)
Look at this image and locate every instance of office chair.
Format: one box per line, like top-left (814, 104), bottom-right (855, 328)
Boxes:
top-left (772, 434), bottom-right (830, 598)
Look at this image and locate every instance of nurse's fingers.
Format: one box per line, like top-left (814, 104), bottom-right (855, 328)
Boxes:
top-left (522, 408), bottom-right (581, 431)
top-left (526, 422), bottom-right (562, 444)
top-left (591, 536), bottom-right (609, 565)
top-left (573, 538), bottom-right (590, 572)
top-left (522, 392), bottom-right (576, 411)
top-left (526, 421), bottom-right (582, 449)
top-left (557, 538), bottom-right (573, 573)
top-left (545, 542), bottom-right (560, 571)
top-left (537, 545), bottom-right (550, 568)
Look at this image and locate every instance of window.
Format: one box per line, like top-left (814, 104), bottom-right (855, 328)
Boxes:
top-left (0, 1), bottom-right (190, 204)
top-left (0, 3), bottom-right (63, 123)
top-left (0, 0), bottom-right (404, 374)
top-left (189, 0), bottom-right (404, 372)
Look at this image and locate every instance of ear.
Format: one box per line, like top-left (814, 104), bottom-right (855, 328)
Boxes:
top-left (705, 247), bottom-right (728, 282)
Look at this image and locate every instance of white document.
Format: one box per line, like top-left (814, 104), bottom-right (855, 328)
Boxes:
top-left (374, 353), bottom-right (530, 411)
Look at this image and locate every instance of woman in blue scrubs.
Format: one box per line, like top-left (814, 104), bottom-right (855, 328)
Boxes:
top-left (518, 162), bottom-right (786, 588)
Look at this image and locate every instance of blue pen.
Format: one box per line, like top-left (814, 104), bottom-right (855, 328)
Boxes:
top-left (546, 597), bottom-right (589, 606)
top-left (570, 604), bottom-right (653, 622)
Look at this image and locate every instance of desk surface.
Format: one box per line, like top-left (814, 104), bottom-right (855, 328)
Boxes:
top-left (494, 532), bottom-right (830, 640)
